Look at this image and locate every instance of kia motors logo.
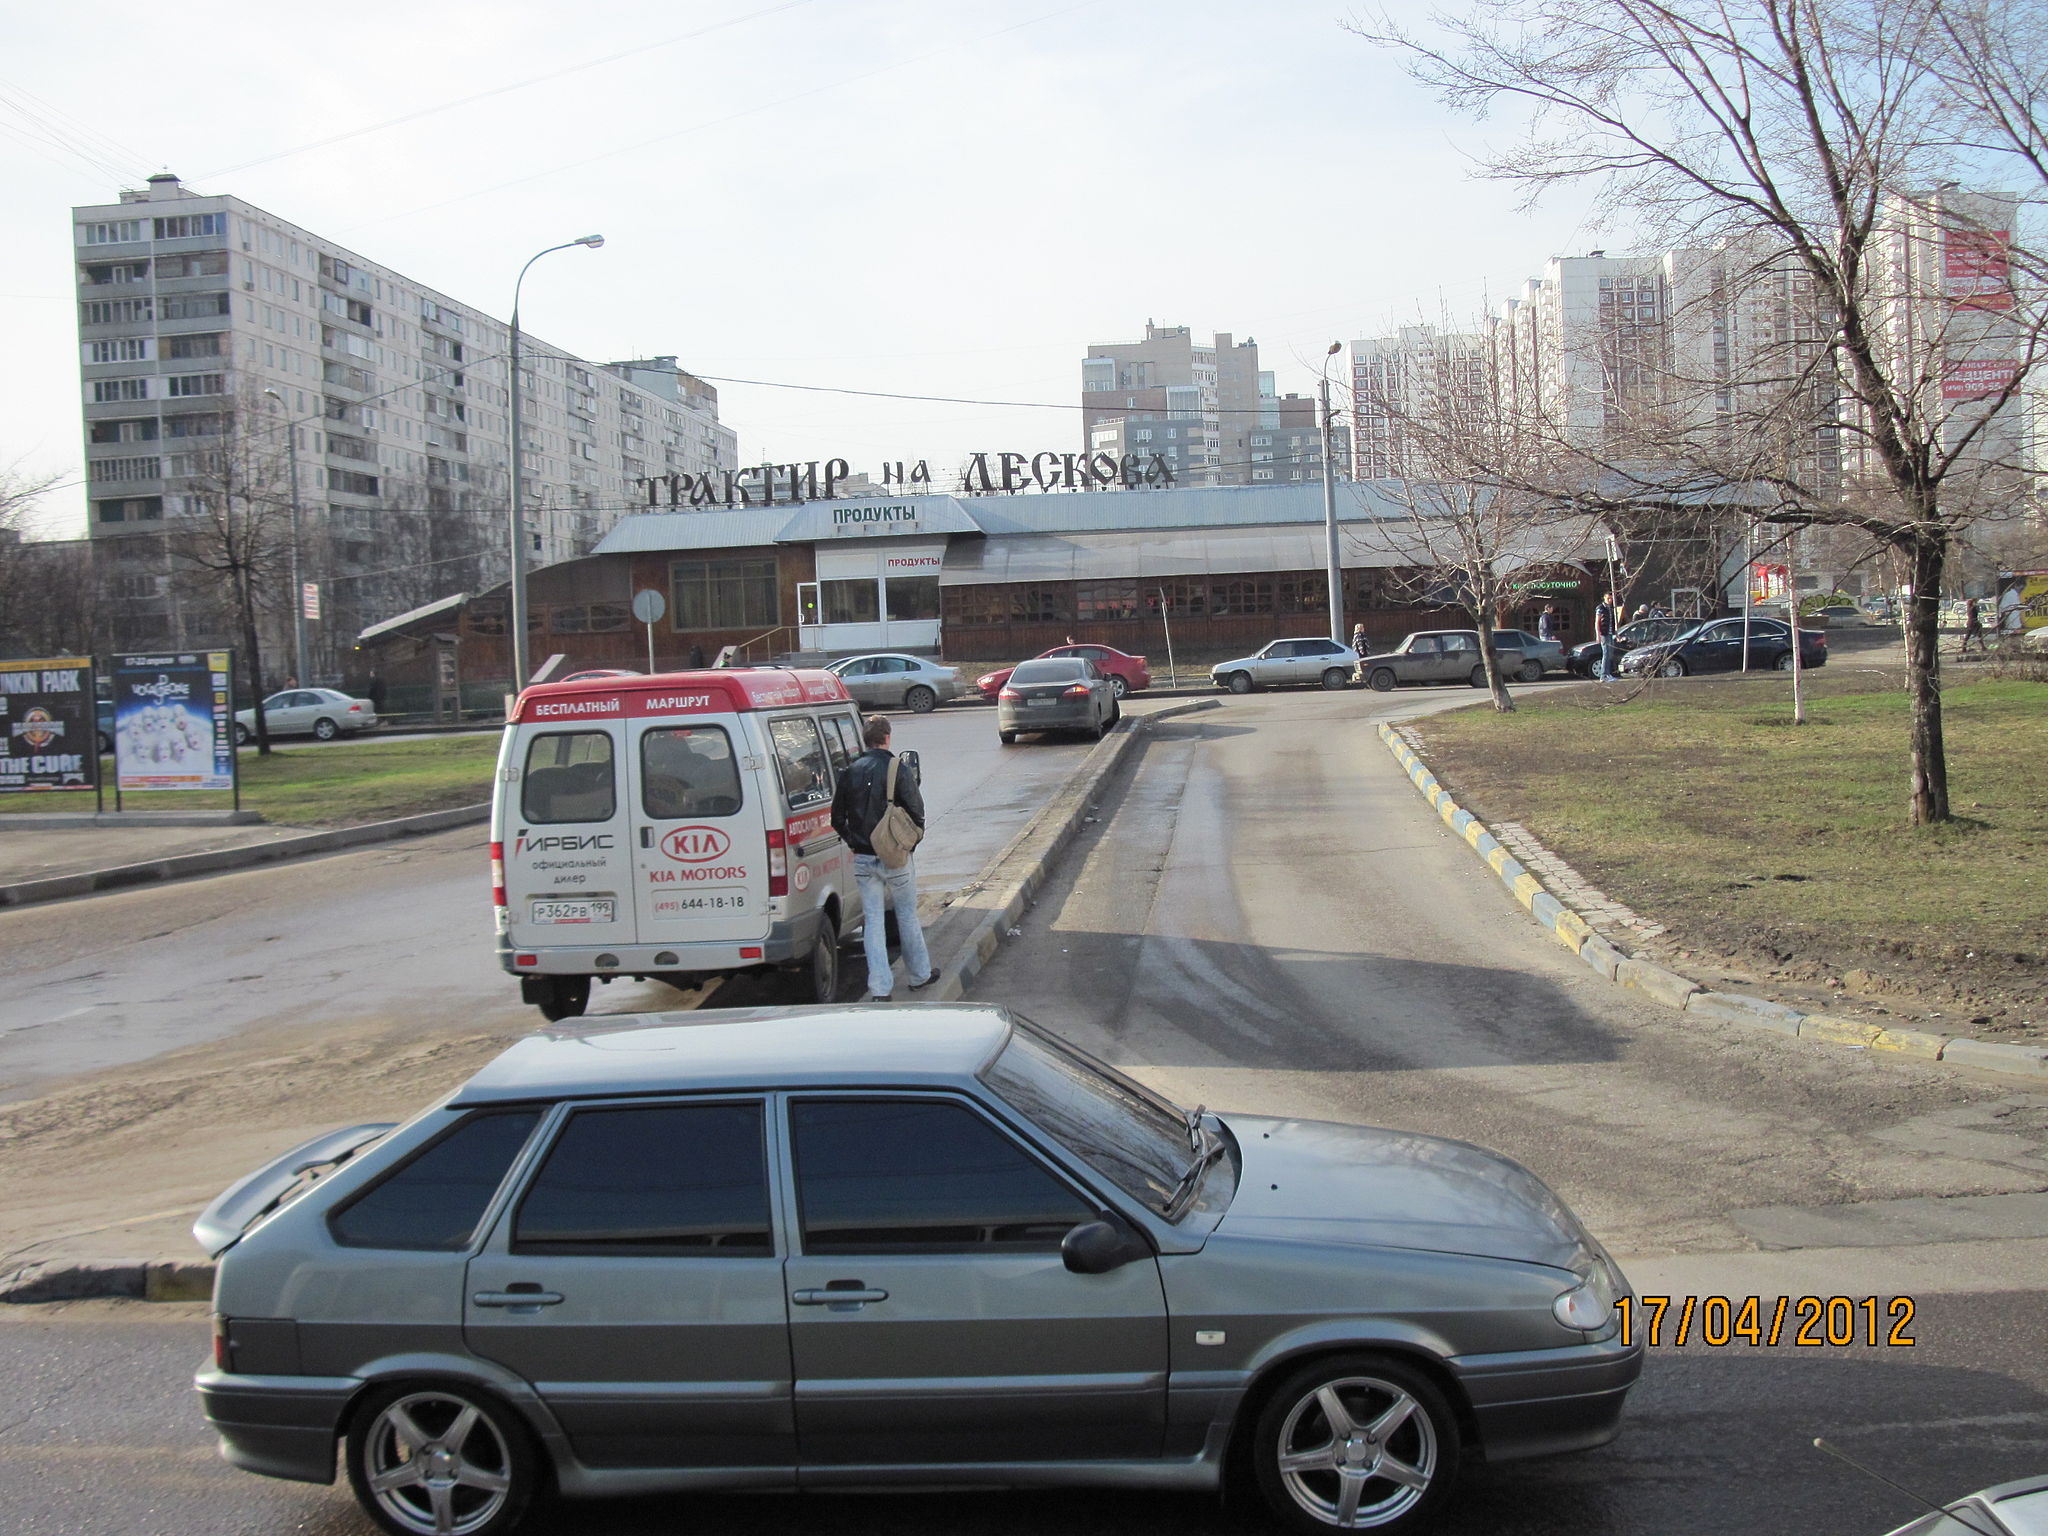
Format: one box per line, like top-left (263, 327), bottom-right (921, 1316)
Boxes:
top-left (661, 825), bottom-right (732, 862)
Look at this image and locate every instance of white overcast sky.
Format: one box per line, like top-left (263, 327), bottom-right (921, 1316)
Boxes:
top-left (3, 0), bottom-right (1613, 536)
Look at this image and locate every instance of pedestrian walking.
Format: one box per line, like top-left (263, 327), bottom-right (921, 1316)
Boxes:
top-left (688, 642), bottom-right (705, 669)
top-left (2000, 585), bottom-right (2026, 647)
top-left (829, 715), bottom-right (938, 1002)
top-left (1960, 597), bottom-right (1987, 655)
top-left (1536, 605), bottom-right (1557, 643)
top-left (367, 671), bottom-right (387, 713)
top-left (1351, 622), bottom-right (1369, 657)
top-left (1594, 592), bottom-right (1622, 680)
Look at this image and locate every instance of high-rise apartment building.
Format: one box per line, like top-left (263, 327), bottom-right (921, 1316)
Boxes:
top-left (1081, 323), bottom-right (1265, 485)
top-left (72, 173), bottom-right (735, 665)
top-left (1346, 325), bottom-right (1492, 480)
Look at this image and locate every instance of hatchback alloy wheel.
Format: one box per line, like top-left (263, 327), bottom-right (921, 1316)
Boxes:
top-left (1255, 1356), bottom-right (1458, 1533)
top-left (1109, 673), bottom-right (1130, 698)
top-left (347, 1385), bottom-right (536, 1536)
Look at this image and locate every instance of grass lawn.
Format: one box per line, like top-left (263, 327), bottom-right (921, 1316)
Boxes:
top-left (1411, 669), bottom-right (2048, 1031)
top-left (0, 735), bottom-right (499, 827)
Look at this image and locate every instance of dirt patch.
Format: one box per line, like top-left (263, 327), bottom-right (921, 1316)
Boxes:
top-left (1412, 668), bottom-right (2048, 1043)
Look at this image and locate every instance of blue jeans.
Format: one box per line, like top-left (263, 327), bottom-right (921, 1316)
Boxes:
top-left (1598, 637), bottom-right (1621, 680)
top-left (854, 852), bottom-right (931, 997)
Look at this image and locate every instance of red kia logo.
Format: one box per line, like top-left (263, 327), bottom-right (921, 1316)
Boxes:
top-left (661, 825), bottom-right (731, 862)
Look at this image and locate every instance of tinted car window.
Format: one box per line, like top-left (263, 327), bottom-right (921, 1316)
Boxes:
top-left (769, 716), bottom-right (832, 810)
top-left (641, 725), bottom-right (741, 819)
top-left (330, 1110), bottom-right (541, 1250)
top-left (1010, 660), bottom-right (1085, 684)
top-left (514, 1102), bottom-right (772, 1256)
top-left (821, 712), bottom-right (859, 773)
top-left (981, 1025), bottom-right (1188, 1215)
top-left (522, 731), bottom-right (615, 824)
top-left (792, 1098), bottom-right (1094, 1254)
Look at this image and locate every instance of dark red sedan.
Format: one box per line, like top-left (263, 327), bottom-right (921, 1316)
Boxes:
top-left (978, 643), bottom-right (1152, 700)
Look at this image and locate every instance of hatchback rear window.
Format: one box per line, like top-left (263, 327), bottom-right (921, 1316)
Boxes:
top-left (522, 731), bottom-right (615, 824)
top-left (329, 1110), bottom-right (542, 1251)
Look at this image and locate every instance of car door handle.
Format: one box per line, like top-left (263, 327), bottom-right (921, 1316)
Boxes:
top-left (792, 1287), bottom-right (888, 1307)
top-left (472, 1289), bottom-right (565, 1308)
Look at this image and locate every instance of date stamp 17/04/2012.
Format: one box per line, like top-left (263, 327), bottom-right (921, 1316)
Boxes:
top-left (1617, 1295), bottom-right (1917, 1348)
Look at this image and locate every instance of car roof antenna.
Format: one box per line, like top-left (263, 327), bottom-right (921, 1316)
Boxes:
top-left (1812, 1438), bottom-right (2015, 1536)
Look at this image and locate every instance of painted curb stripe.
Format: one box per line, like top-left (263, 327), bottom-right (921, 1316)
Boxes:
top-left (1374, 715), bottom-right (2040, 1082)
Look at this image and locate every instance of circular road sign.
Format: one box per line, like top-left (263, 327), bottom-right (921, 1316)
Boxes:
top-left (631, 588), bottom-right (667, 624)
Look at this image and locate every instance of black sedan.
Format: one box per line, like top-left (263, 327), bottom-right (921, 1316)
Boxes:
top-left (1619, 617), bottom-right (1827, 677)
top-left (1565, 618), bottom-right (1694, 676)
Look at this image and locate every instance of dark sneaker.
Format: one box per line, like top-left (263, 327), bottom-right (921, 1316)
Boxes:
top-left (909, 967), bottom-right (942, 991)
top-left (866, 993), bottom-right (893, 1003)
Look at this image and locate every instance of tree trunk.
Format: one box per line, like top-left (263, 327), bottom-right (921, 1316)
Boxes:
top-left (1901, 531), bottom-right (1949, 825)
top-left (1474, 613), bottom-right (1516, 713)
top-left (238, 571), bottom-right (272, 758)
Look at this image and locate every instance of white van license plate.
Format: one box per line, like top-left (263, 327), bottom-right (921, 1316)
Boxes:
top-left (530, 898), bottom-right (614, 924)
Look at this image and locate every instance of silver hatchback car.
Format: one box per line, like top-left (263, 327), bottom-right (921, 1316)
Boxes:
top-left (194, 1006), bottom-right (1641, 1536)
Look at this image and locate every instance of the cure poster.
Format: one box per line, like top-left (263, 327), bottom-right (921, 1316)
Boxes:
top-left (0, 658), bottom-right (97, 792)
top-left (113, 651), bottom-right (235, 792)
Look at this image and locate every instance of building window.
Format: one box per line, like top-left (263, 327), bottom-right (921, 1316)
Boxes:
top-left (154, 251), bottom-right (229, 278)
top-left (89, 456), bottom-right (161, 482)
top-left (821, 577), bottom-right (880, 627)
top-left (549, 603), bottom-right (631, 634)
top-left (152, 213), bottom-right (226, 240)
top-left (161, 291), bottom-right (231, 319)
top-left (884, 575), bottom-right (941, 623)
top-left (166, 373), bottom-right (224, 397)
top-left (1074, 579), bottom-right (1139, 621)
top-left (94, 496), bottom-right (162, 523)
top-left (87, 337), bottom-right (152, 363)
top-left (90, 418), bottom-right (158, 444)
top-left (81, 298), bottom-right (152, 325)
top-left (163, 413), bottom-right (224, 438)
top-left (92, 378), bottom-right (150, 402)
top-left (671, 557), bottom-right (778, 631)
top-left (80, 219), bottom-right (146, 245)
top-left (165, 333), bottom-right (224, 359)
top-left (329, 469), bottom-right (381, 496)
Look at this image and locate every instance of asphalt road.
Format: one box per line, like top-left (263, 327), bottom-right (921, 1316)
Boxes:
top-left (3, 683), bottom-right (2043, 1536)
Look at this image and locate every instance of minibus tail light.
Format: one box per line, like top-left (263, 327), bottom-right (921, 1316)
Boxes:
top-left (766, 827), bottom-right (789, 896)
top-left (489, 841), bottom-right (506, 909)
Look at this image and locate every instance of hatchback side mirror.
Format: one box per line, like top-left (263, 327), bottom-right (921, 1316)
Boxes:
top-left (1062, 1217), bottom-right (1151, 1275)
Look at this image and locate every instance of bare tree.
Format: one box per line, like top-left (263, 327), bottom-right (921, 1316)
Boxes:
top-left (1360, 0), bottom-right (2048, 823)
top-left (1347, 323), bottom-right (1611, 710)
top-left (167, 399), bottom-right (296, 754)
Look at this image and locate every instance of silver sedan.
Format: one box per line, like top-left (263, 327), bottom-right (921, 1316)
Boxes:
top-left (233, 687), bottom-right (378, 743)
top-left (825, 652), bottom-right (961, 713)
top-left (195, 1005), bottom-right (1641, 1536)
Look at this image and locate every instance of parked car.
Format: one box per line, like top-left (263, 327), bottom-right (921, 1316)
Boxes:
top-left (1812, 605), bottom-right (1870, 628)
top-left (1878, 1474), bottom-right (2048, 1535)
top-left (95, 697), bottom-right (114, 755)
top-left (1211, 636), bottom-right (1358, 693)
top-left (997, 657), bottom-right (1119, 743)
top-left (826, 652), bottom-right (961, 712)
top-left (193, 1005), bottom-right (1643, 1536)
top-left (559, 669), bottom-right (643, 682)
top-left (1619, 616), bottom-right (1827, 676)
top-left (1489, 628), bottom-right (1568, 679)
top-left (1564, 617), bottom-right (1697, 677)
top-left (1356, 630), bottom-right (1519, 692)
top-left (978, 643), bottom-right (1152, 701)
top-left (233, 687), bottom-right (379, 743)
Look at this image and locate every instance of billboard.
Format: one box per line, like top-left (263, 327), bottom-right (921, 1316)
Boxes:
top-left (1944, 228), bottom-right (2013, 312)
top-left (113, 651), bottom-right (235, 792)
top-left (0, 658), bottom-right (97, 793)
top-left (1943, 357), bottom-right (2020, 401)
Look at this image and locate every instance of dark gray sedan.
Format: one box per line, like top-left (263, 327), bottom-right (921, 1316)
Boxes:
top-left (996, 656), bottom-right (1119, 744)
top-left (193, 1005), bottom-right (1641, 1536)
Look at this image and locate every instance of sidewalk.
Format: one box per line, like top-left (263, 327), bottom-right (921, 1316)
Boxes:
top-left (0, 822), bottom-right (316, 886)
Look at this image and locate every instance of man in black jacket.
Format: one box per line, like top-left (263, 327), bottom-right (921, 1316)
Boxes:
top-left (830, 716), bottom-right (937, 1001)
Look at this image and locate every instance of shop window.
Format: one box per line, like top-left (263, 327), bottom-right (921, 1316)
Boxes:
top-left (884, 575), bottom-right (940, 623)
top-left (821, 577), bottom-right (879, 626)
top-left (550, 602), bottom-right (631, 634)
top-left (1206, 578), bottom-right (1273, 616)
top-left (672, 557), bottom-right (778, 631)
top-left (1074, 579), bottom-right (1139, 621)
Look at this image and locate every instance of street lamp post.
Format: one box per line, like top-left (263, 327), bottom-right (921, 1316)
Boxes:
top-left (507, 235), bottom-right (605, 690)
top-left (1319, 342), bottom-right (1345, 644)
top-left (261, 388), bottom-right (311, 685)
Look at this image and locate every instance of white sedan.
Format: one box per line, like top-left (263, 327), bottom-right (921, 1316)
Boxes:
top-left (235, 687), bottom-right (379, 743)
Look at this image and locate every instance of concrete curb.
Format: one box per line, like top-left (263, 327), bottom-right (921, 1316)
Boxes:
top-left (918, 699), bottom-right (1224, 1008)
top-left (0, 702), bottom-right (1225, 1304)
top-left (1376, 720), bottom-right (2048, 1082)
top-left (0, 802), bottom-right (491, 909)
